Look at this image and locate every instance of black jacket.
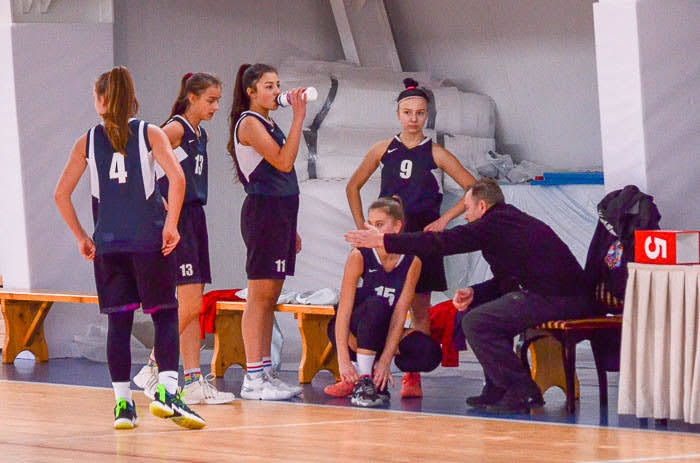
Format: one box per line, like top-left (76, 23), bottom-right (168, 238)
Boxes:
top-left (584, 185), bottom-right (661, 310)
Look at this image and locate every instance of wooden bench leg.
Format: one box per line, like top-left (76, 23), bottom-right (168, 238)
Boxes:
top-left (529, 336), bottom-right (580, 400)
top-left (297, 313), bottom-right (339, 384)
top-left (2, 300), bottom-right (52, 363)
top-left (211, 311), bottom-right (246, 377)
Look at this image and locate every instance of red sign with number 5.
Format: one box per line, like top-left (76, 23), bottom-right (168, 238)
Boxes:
top-left (635, 230), bottom-right (700, 265)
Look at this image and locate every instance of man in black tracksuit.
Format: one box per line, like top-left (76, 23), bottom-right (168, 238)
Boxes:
top-left (345, 178), bottom-right (594, 414)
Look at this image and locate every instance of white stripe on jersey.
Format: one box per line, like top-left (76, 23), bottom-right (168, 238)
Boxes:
top-left (155, 145), bottom-right (188, 180)
top-left (138, 121), bottom-right (156, 199)
top-left (393, 135), bottom-right (432, 146)
top-left (173, 114), bottom-right (197, 136)
top-left (233, 111), bottom-right (266, 182)
top-left (431, 167), bottom-right (444, 194)
top-left (371, 248), bottom-right (405, 270)
top-left (87, 127), bottom-right (100, 200)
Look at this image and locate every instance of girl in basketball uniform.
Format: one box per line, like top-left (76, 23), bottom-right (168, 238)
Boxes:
top-left (325, 197), bottom-right (441, 407)
top-left (227, 63), bottom-right (307, 400)
top-left (346, 78), bottom-right (475, 398)
top-left (133, 73), bottom-right (234, 406)
top-left (54, 66), bottom-right (205, 430)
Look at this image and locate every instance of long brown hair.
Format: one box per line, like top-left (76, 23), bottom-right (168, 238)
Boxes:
top-left (164, 72), bottom-right (221, 126)
top-left (94, 66), bottom-right (138, 154)
top-left (227, 63), bottom-right (277, 165)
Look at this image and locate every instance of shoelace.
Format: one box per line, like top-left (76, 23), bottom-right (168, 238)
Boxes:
top-left (144, 368), bottom-right (159, 390)
top-left (115, 399), bottom-right (128, 417)
top-left (200, 374), bottom-right (223, 398)
top-left (359, 377), bottom-right (377, 397)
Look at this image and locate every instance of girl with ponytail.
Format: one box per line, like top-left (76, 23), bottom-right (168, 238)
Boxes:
top-left (344, 77), bottom-right (475, 398)
top-left (54, 66), bottom-right (205, 430)
top-left (325, 196), bottom-right (441, 406)
top-left (133, 72), bottom-right (232, 406)
top-left (227, 63), bottom-right (308, 400)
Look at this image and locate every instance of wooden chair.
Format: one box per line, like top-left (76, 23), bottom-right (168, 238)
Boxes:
top-left (519, 282), bottom-right (623, 413)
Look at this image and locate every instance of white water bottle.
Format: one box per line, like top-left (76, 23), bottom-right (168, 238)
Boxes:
top-left (276, 87), bottom-right (318, 107)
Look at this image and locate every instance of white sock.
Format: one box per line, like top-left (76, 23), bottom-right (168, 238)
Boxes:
top-left (351, 361), bottom-right (359, 373)
top-left (357, 353), bottom-right (375, 377)
top-left (159, 370), bottom-right (179, 395)
top-left (262, 356), bottom-right (273, 374)
top-left (113, 381), bottom-right (132, 402)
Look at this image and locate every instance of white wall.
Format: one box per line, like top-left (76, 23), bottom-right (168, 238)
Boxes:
top-left (385, 0), bottom-right (602, 170)
top-left (593, 0), bottom-right (648, 193)
top-left (114, 0), bottom-right (344, 293)
top-left (594, 0), bottom-right (699, 229)
top-left (637, 1), bottom-right (700, 229)
top-left (5, 22), bottom-right (114, 357)
top-left (0, 24), bottom-right (31, 288)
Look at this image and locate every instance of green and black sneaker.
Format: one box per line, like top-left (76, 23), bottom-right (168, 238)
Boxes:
top-left (113, 398), bottom-right (139, 430)
top-left (149, 384), bottom-right (206, 429)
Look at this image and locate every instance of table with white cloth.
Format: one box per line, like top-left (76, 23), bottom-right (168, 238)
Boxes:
top-left (618, 263), bottom-right (700, 423)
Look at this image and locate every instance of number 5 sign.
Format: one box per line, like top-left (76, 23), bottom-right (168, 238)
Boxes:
top-left (635, 230), bottom-right (700, 265)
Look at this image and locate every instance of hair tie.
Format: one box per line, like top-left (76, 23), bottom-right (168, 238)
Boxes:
top-left (183, 72), bottom-right (193, 80)
top-left (406, 86), bottom-right (416, 90)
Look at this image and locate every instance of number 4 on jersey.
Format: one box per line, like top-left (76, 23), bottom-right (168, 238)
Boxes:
top-left (109, 152), bottom-right (128, 184)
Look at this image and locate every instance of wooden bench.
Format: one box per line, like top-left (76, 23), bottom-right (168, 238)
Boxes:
top-left (0, 289), bottom-right (98, 363)
top-left (212, 301), bottom-right (340, 383)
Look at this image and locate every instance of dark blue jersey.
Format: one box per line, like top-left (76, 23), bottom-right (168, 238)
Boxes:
top-left (379, 135), bottom-right (442, 216)
top-left (233, 111), bottom-right (299, 197)
top-left (86, 119), bottom-right (166, 254)
top-left (157, 115), bottom-right (208, 205)
top-left (354, 247), bottom-right (415, 310)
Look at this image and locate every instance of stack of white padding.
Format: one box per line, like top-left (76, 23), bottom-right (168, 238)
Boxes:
top-left (272, 59), bottom-right (496, 182)
top-left (442, 134), bottom-right (496, 192)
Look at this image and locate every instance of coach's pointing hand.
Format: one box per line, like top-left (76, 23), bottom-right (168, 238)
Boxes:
top-left (344, 223), bottom-right (384, 249)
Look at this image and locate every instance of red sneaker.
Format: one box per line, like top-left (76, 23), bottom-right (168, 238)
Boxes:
top-left (324, 380), bottom-right (354, 397)
top-left (400, 372), bottom-right (423, 398)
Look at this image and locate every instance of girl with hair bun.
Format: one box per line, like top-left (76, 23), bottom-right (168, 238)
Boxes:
top-left (345, 77), bottom-right (475, 398)
top-left (54, 66), bottom-right (205, 429)
top-left (132, 72), bottom-right (234, 406)
top-left (227, 63), bottom-right (308, 400)
top-left (325, 196), bottom-right (441, 407)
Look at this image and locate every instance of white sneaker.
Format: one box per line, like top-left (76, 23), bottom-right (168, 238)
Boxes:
top-left (267, 370), bottom-right (303, 396)
top-left (240, 373), bottom-right (297, 400)
top-left (183, 374), bottom-right (236, 405)
top-left (133, 364), bottom-right (159, 400)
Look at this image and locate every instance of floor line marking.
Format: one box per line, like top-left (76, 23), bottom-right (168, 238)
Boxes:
top-left (48, 417), bottom-right (392, 441)
top-left (578, 454), bottom-right (700, 463)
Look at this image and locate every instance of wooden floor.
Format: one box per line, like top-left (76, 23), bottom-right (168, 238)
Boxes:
top-left (1, 381), bottom-right (699, 463)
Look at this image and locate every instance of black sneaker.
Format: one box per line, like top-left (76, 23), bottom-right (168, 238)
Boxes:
top-left (113, 398), bottom-right (139, 429)
top-left (350, 376), bottom-right (384, 408)
top-left (466, 382), bottom-right (506, 409)
top-left (484, 383), bottom-right (544, 415)
top-left (377, 386), bottom-right (391, 404)
top-left (150, 384), bottom-right (206, 429)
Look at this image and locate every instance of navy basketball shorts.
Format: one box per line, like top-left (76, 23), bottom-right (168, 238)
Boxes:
top-left (93, 251), bottom-right (177, 314)
top-left (404, 209), bottom-right (447, 293)
top-left (241, 194), bottom-right (299, 280)
top-left (173, 203), bottom-right (212, 285)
